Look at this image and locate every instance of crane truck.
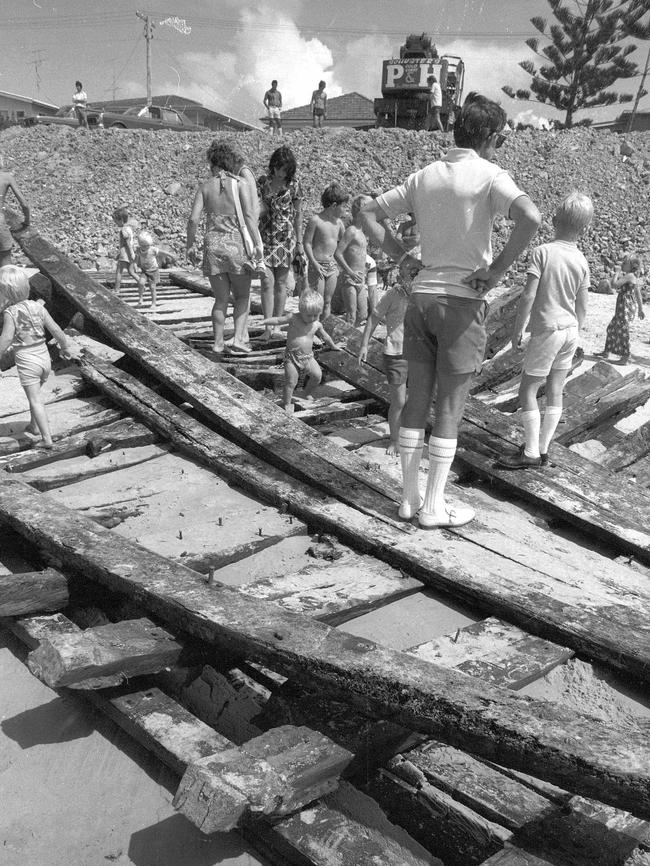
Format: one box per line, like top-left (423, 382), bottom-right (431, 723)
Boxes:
top-left (374, 33), bottom-right (464, 131)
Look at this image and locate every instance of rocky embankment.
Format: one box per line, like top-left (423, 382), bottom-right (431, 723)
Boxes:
top-left (1, 123), bottom-right (648, 284)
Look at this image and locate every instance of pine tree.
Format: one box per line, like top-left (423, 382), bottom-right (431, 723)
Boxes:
top-left (502, 0), bottom-right (641, 128)
top-left (620, 0), bottom-right (649, 131)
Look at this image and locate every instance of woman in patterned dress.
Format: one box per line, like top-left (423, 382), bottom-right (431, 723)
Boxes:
top-left (257, 146), bottom-right (303, 340)
top-left (597, 255), bottom-right (644, 364)
top-left (186, 141), bottom-right (263, 354)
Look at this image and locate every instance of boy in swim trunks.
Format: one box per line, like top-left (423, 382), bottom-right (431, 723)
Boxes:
top-left (0, 265), bottom-right (80, 448)
top-left (335, 194), bottom-right (371, 326)
top-left (113, 206), bottom-right (143, 294)
top-left (135, 231), bottom-right (177, 309)
top-left (303, 182), bottom-right (349, 320)
top-left (260, 290), bottom-right (341, 412)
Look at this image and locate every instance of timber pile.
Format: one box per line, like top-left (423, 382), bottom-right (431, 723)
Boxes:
top-left (2, 226), bottom-right (650, 864)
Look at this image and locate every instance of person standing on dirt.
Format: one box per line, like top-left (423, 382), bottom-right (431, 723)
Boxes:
top-left (310, 81), bottom-right (327, 129)
top-left (263, 81), bottom-right (283, 137)
top-left (72, 81), bottom-right (89, 129)
top-left (361, 92), bottom-right (540, 529)
top-left (0, 163), bottom-right (30, 267)
top-left (426, 75), bottom-right (444, 132)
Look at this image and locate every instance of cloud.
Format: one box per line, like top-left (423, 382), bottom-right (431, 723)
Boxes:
top-left (334, 34), bottom-right (394, 99)
top-left (513, 109), bottom-right (553, 129)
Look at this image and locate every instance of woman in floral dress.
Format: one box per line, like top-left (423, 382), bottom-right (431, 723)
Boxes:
top-left (597, 255), bottom-right (644, 364)
top-left (257, 146), bottom-right (303, 340)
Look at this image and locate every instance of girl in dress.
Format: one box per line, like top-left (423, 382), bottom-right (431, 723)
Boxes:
top-left (597, 254), bottom-right (644, 364)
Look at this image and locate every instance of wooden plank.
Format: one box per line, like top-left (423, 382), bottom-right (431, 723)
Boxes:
top-left (247, 780), bottom-right (442, 866)
top-left (563, 360), bottom-right (622, 399)
top-left (19, 443), bottom-right (170, 491)
top-left (471, 347), bottom-right (523, 395)
top-left (27, 616), bottom-right (185, 687)
top-left (240, 552), bottom-right (423, 625)
top-left (3, 418), bottom-right (158, 473)
top-left (174, 526), bottom-right (308, 575)
top-left (70, 352), bottom-right (650, 691)
top-left (4, 612), bottom-right (123, 689)
top-left (600, 420), bottom-right (650, 471)
top-left (555, 371), bottom-right (650, 445)
top-left (174, 725), bottom-right (353, 833)
top-left (407, 617), bottom-right (574, 690)
top-left (0, 568), bottom-right (68, 616)
top-left (3, 481), bottom-right (650, 818)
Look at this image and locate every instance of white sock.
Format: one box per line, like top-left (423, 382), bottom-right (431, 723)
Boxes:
top-left (398, 428), bottom-right (424, 516)
top-left (422, 437), bottom-right (456, 517)
top-left (521, 409), bottom-right (541, 458)
top-left (540, 405), bottom-right (562, 454)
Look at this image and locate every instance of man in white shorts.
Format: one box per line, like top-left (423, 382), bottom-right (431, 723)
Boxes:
top-left (263, 81), bottom-right (283, 136)
top-left (361, 92), bottom-right (540, 528)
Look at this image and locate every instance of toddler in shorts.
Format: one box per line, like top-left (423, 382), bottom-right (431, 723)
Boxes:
top-left (260, 290), bottom-right (341, 412)
top-left (0, 265), bottom-right (80, 448)
top-left (358, 281), bottom-right (411, 455)
top-left (135, 231), bottom-right (178, 309)
top-left (497, 191), bottom-right (593, 469)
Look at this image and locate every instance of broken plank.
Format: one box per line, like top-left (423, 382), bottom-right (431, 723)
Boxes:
top-left (563, 359), bottom-right (622, 399)
top-left (246, 780), bottom-right (442, 866)
top-left (4, 417), bottom-right (158, 473)
top-left (600, 420), bottom-right (650, 472)
top-left (294, 399), bottom-right (377, 426)
top-left (0, 568), bottom-right (68, 616)
top-left (27, 616), bottom-right (185, 687)
top-left (407, 618), bottom-right (574, 690)
top-left (3, 480), bottom-right (650, 818)
top-left (69, 351), bottom-right (650, 691)
top-left (174, 725), bottom-right (353, 833)
top-left (240, 553), bottom-right (423, 624)
top-left (175, 525), bottom-right (307, 575)
top-left (471, 347), bottom-right (524, 395)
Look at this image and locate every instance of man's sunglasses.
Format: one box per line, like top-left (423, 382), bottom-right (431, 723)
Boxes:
top-left (495, 127), bottom-right (511, 148)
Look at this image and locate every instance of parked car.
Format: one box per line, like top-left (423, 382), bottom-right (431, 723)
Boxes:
top-left (23, 104), bottom-right (101, 128)
top-left (98, 105), bottom-right (203, 132)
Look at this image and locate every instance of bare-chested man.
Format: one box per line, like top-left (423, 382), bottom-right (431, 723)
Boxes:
top-left (0, 166), bottom-right (30, 266)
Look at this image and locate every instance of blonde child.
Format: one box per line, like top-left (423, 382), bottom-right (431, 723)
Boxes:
top-left (0, 265), bottom-right (80, 448)
top-left (303, 182), bottom-right (349, 319)
top-left (358, 281), bottom-right (411, 456)
top-left (260, 291), bottom-right (341, 412)
top-left (498, 192), bottom-right (593, 469)
top-left (113, 206), bottom-right (142, 293)
top-left (134, 231), bottom-right (160, 309)
top-left (596, 254), bottom-right (644, 365)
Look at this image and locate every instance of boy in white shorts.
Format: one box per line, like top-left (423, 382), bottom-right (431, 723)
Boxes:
top-left (498, 191), bottom-right (593, 469)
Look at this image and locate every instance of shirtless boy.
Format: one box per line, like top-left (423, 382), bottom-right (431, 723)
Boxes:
top-left (0, 166), bottom-right (30, 266)
top-left (303, 182), bottom-right (349, 319)
top-left (335, 194), bottom-right (371, 325)
top-left (260, 290), bottom-right (341, 412)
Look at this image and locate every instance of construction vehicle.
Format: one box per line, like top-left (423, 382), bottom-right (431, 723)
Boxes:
top-left (374, 33), bottom-right (464, 131)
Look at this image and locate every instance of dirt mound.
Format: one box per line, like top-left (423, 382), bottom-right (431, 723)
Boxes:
top-left (1, 124), bottom-right (648, 281)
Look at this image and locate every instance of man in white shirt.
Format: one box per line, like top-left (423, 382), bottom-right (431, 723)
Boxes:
top-left (362, 93), bottom-right (540, 528)
top-left (72, 80), bottom-right (88, 129)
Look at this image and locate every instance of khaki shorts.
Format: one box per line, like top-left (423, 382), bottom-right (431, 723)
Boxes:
top-left (523, 326), bottom-right (578, 377)
top-left (403, 294), bottom-right (488, 375)
top-left (383, 353), bottom-right (408, 386)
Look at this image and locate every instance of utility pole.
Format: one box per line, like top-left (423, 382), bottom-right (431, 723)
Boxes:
top-left (626, 44), bottom-right (650, 133)
top-left (29, 50), bottom-right (45, 98)
top-left (135, 11), bottom-right (155, 106)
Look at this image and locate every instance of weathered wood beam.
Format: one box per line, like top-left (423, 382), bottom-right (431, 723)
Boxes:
top-left (0, 568), bottom-right (68, 616)
top-left (2, 479), bottom-right (650, 818)
top-left (27, 616), bottom-right (185, 687)
top-left (600, 420), bottom-right (650, 472)
top-left (4, 417), bottom-right (157, 473)
top-left (174, 725), bottom-right (353, 833)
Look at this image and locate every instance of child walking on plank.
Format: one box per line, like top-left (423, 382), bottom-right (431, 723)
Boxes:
top-left (358, 280), bottom-right (411, 456)
top-left (261, 290), bottom-right (341, 412)
top-left (0, 265), bottom-right (80, 448)
top-left (497, 192), bottom-right (593, 469)
top-left (596, 254), bottom-right (644, 365)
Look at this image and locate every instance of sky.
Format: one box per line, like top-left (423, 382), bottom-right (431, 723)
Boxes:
top-left (2, 0), bottom-right (647, 128)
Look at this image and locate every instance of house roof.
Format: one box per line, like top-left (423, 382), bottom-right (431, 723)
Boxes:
top-left (0, 90), bottom-right (58, 111)
top-left (281, 92), bottom-right (375, 121)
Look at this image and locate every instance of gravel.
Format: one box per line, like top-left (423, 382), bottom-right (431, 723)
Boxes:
top-left (1, 123), bottom-right (648, 284)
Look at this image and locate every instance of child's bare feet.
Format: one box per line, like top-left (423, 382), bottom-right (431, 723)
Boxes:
top-left (31, 439), bottom-right (54, 450)
top-left (212, 343), bottom-right (225, 353)
top-left (386, 441), bottom-right (400, 457)
top-left (282, 403), bottom-right (294, 414)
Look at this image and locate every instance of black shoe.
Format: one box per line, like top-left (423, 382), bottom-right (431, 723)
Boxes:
top-left (497, 446), bottom-right (542, 469)
top-left (540, 452), bottom-right (548, 466)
